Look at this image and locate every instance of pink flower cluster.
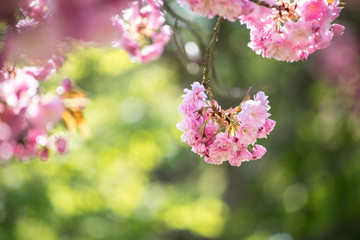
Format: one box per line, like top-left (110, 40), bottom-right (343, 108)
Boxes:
top-left (1, 0), bottom-right (172, 67)
top-left (0, 0), bottom-right (170, 162)
top-left (1, 0), bottom-right (127, 66)
top-left (0, 65), bottom-right (67, 162)
top-left (177, 0), bottom-right (254, 21)
top-left (177, 82), bottom-right (275, 166)
top-left (241, 0), bottom-right (345, 62)
top-left (177, 0), bottom-right (344, 62)
top-left (112, 0), bottom-right (172, 62)
top-left (19, 0), bottom-right (52, 21)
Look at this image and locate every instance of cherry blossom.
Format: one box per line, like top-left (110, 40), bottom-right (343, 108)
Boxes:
top-left (112, 0), bottom-right (172, 62)
top-left (177, 0), bottom-right (344, 62)
top-left (0, 65), bottom-right (66, 162)
top-left (177, 82), bottom-right (275, 167)
top-left (241, 0), bottom-right (345, 62)
top-left (177, 0), bottom-right (254, 21)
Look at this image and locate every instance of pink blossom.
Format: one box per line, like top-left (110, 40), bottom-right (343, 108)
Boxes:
top-left (54, 137), bottom-right (67, 154)
top-left (257, 119), bottom-right (276, 139)
top-left (229, 148), bottom-right (253, 166)
top-left (195, 143), bottom-right (206, 155)
top-left (0, 66), bottom-right (70, 162)
top-left (39, 148), bottom-right (49, 161)
top-left (19, 0), bottom-right (52, 20)
top-left (26, 128), bottom-right (48, 146)
top-left (299, 0), bottom-right (330, 23)
top-left (23, 59), bottom-right (57, 81)
top-left (254, 91), bottom-right (270, 110)
top-left (177, 82), bottom-right (275, 166)
top-left (236, 123), bottom-right (258, 145)
top-left (241, 0), bottom-right (344, 62)
top-left (112, 1), bottom-right (172, 63)
top-left (0, 108), bottom-right (29, 141)
top-left (205, 132), bottom-right (237, 165)
top-left (14, 142), bottom-right (36, 161)
top-left (237, 100), bottom-right (270, 125)
top-left (0, 69), bottom-right (39, 113)
top-left (0, 141), bottom-right (14, 161)
top-left (251, 144), bottom-right (267, 160)
top-left (177, 0), bottom-right (254, 21)
top-left (27, 95), bottom-right (64, 130)
top-left (0, 122), bottom-right (12, 141)
top-left (331, 24), bottom-right (345, 36)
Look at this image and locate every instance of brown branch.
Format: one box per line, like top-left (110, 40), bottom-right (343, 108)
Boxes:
top-left (202, 17), bottom-right (223, 106)
top-left (248, 0), bottom-right (286, 11)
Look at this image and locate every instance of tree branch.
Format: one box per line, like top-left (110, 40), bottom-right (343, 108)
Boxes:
top-left (202, 17), bottom-right (223, 106)
top-left (248, 0), bottom-right (286, 11)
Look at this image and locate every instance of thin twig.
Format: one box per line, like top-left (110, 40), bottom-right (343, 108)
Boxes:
top-left (248, 0), bottom-right (286, 11)
top-left (202, 17), bottom-right (223, 106)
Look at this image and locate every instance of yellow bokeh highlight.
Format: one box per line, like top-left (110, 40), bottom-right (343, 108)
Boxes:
top-left (98, 49), bottom-right (137, 77)
top-left (104, 167), bottom-right (148, 217)
top-left (162, 197), bottom-right (226, 238)
top-left (16, 217), bottom-right (57, 240)
top-left (128, 130), bottom-right (161, 171)
top-left (47, 182), bottom-right (104, 216)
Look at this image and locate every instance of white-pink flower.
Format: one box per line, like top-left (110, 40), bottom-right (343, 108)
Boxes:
top-left (257, 119), bottom-right (276, 139)
top-left (229, 148), bottom-right (253, 166)
top-left (237, 100), bottom-right (270, 125)
top-left (205, 132), bottom-right (237, 165)
top-left (236, 123), bottom-right (258, 146)
top-left (0, 69), bottom-right (39, 113)
top-left (251, 144), bottom-right (267, 160)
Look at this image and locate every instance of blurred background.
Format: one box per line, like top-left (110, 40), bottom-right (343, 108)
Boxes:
top-left (1, 0), bottom-right (360, 239)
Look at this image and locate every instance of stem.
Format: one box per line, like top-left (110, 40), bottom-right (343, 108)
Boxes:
top-left (202, 17), bottom-right (223, 106)
top-left (248, 0), bottom-right (286, 11)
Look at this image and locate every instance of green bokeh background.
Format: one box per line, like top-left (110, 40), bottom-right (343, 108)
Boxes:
top-left (1, 1), bottom-right (360, 239)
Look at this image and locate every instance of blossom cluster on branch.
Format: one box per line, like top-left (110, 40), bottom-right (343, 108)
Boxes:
top-left (112, 0), bottom-right (172, 62)
top-left (179, 0), bottom-right (344, 62)
top-left (177, 82), bottom-right (275, 166)
top-left (0, 62), bottom-right (66, 161)
top-left (0, 0), bottom-right (171, 66)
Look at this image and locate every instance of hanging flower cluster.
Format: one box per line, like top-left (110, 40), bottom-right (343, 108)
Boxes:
top-left (177, 0), bottom-right (255, 21)
top-left (112, 0), bottom-right (172, 62)
top-left (178, 0), bottom-right (344, 62)
top-left (177, 82), bottom-right (275, 166)
top-left (241, 0), bottom-right (345, 62)
top-left (0, 63), bottom-right (66, 162)
top-left (0, 0), bottom-right (170, 67)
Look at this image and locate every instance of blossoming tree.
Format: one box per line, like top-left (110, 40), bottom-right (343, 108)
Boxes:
top-left (0, 0), bottom-right (344, 164)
